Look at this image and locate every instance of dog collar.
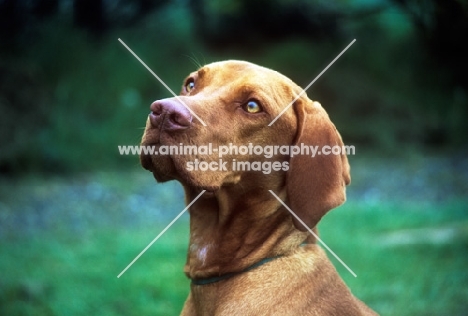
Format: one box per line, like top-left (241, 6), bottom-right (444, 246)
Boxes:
top-left (190, 256), bottom-right (282, 286)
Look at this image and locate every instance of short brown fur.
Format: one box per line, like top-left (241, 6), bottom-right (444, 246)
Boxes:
top-left (140, 60), bottom-right (377, 315)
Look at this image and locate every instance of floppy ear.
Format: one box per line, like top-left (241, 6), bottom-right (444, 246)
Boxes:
top-left (286, 97), bottom-right (351, 232)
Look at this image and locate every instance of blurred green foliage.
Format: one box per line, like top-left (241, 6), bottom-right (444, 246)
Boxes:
top-left (0, 0), bottom-right (467, 174)
top-left (1, 4), bottom-right (201, 174)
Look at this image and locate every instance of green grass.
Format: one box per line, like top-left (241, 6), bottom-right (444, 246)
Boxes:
top-left (2, 199), bottom-right (467, 315)
top-left (320, 199), bottom-right (468, 315)
top-left (0, 225), bottom-right (190, 316)
top-left (1, 165), bottom-right (467, 315)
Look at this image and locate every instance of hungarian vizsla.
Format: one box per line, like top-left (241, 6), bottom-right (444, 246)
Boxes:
top-left (140, 60), bottom-right (377, 315)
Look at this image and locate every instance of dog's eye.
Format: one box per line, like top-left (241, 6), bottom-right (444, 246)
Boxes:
top-left (243, 100), bottom-right (262, 114)
top-left (185, 79), bottom-right (195, 93)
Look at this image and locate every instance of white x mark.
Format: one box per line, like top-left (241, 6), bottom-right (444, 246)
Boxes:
top-left (117, 190), bottom-right (206, 278)
top-left (269, 190), bottom-right (357, 277)
top-left (118, 38), bottom-right (207, 126)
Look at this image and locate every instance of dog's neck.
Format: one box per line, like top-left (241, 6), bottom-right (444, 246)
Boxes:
top-left (182, 185), bottom-right (309, 280)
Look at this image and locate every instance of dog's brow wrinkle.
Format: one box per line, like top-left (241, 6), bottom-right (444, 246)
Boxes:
top-left (198, 68), bottom-right (206, 78)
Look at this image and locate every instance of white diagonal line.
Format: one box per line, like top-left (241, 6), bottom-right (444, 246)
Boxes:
top-left (268, 190), bottom-right (357, 277)
top-left (268, 39), bottom-right (356, 126)
top-left (117, 190), bottom-right (206, 278)
top-left (118, 38), bottom-right (207, 127)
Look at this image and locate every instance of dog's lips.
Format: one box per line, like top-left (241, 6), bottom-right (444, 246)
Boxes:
top-left (139, 142), bottom-right (160, 171)
top-left (139, 140), bottom-right (180, 183)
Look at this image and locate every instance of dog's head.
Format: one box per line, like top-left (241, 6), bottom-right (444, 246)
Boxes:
top-left (140, 60), bottom-right (350, 230)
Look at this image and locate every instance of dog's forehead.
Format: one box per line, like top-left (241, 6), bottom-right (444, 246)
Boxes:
top-left (193, 61), bottom-right (307, 105)
top-left (199, 60), bottom-right (294, 87)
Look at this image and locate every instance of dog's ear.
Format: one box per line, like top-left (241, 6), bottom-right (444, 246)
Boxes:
top-left (286, 96), bottom-right (351, 232)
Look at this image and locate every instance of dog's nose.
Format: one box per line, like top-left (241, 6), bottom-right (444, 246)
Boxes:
top-left (149, 99), bottom-right (192, 131)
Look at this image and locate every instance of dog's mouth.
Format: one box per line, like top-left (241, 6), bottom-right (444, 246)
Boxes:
top-left (140, 126), bottom-right (237, 191)
top-left (140, 145), bottom-right (226, 192)
top-left (139, 143), bottom-right (161, 169)
top-left (139, 140), bottom-right (179, 183)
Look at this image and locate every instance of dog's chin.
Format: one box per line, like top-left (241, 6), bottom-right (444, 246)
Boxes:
top-left (140, 147), bottom-right (227, 197)
top-left (141, 155), bottom-right (222, 194)
top-left (151, 171), bottom-right (174, 183)
top-left (139, 153), bottom-right (153, 172)
top-left (140, 153), bottom-right (177, 183)
top-left (180, 170), bottom-right (242, 199)
top-left (177, 173), bottom-right (221, 197)
top-left (192, 185), bottom-right (220, 197)
top-left (151, 173), bottom-right (220, 198)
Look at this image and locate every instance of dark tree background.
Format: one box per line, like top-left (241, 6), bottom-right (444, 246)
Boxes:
top-left (0, 0), bottom-right (467, 174)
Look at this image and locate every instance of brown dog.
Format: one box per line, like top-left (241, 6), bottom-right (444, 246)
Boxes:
top-left (140, 60), bottom-right (377, 315)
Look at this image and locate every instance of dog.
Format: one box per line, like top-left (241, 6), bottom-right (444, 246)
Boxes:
top-left (140, 60), bottom-right (377, 315)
